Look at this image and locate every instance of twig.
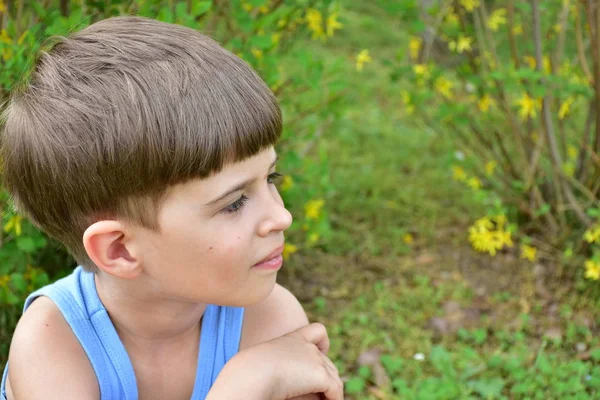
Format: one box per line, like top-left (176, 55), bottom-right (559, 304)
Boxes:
top-left (575, 101), bottom-right (595, 182)
top-left (533, 0), bottom-right (592, 226)
top-left (507, 0), bottom-right (520, 68)
top-left (575, 2), bottom-right (593, 83)
top-left (589, 0), bottom-right (600, 154)
top-left (421, 0), bottom-right (453, 63)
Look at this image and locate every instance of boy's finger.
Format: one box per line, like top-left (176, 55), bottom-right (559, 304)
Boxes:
top-left (295, 323), bottom-right (330, 354)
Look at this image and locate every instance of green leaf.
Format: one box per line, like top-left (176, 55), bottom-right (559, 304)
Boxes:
top-left (6, 290), bottom-right (20, 305)
top-left (10, 273), bottom-right (27, 292)
top-left (381, 354), bottom-right (403, 375)
top-left (192, 1), bottom-right (212, 17)
top-left (534, 203), bottom-right (551, 217)
top-left (469, 378), bottom-right (505, 398)
top-left (16, 236), bottom-right (36, 253)
top-left (345, 377), bottom-right (366, 394)
top-left (157, 6), bottom-right (175, 23)
top-left (590, 348), bottom-right (600, 361)
top-left (430, 346), bottom-right (455, 377)
top-left (358, 365), bottom-right (371, 379)
top-left (586, 207), bottom-right (600, 218)
top-left (251, 35), bottom-right (273, 50)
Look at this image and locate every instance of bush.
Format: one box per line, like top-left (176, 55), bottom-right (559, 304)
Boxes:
top-left (394, 0), bottom-right (600, 280)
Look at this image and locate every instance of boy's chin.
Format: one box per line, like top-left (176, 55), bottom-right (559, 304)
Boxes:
top-left (230, 275), bottom-right (278, 308)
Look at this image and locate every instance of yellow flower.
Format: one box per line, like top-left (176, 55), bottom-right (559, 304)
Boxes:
top-left (515, 93), bottom-right (541, 120)
top-left (512, 24), bottom-right (524, 36)
top-left (468, 215), bottom-right (513, 256)
top-left (585, 260), bottom-right (600, 280)
top-left (478, 94), bottom-right (496, 113)
top-left (567, 145), bottom-right (578, 160)
top-left (258, 5), bottom-right (269, 14)
top-left (485, 160), bottom-right (497, 176)
top-left (553, 24), bottom-right (562, 33)
top-left (282, 243), bottom-right (298, 260)
top-left (280, 175), bottom-right (294, 191)
top-left (277, 19), bottom-right (287, 28)
top-left (0, 275), bottom-right (9, 288)
top-left (524, 56), bottom-right (537, 69)
top-left (543, 56), bottom-right (552, 74)
top-left (435, 76), bottom-right (454, 99)
top-left (401, 90), bottom-right (415, 115)
top-left (460, 0), bottom-right (480, 12)
top-left (242, 2), bottom-right (253, 12)
top-left (487, 9), bottom-right (507, 31)
top-left (562, 162), bottom-right (575, 177)
top-left (251, 48), bottom-right (263, 60)
top-left (409, 36), bottom-right (422, 61)
top-left (402, 233), bottom-right (414, 244)
top-left (452, 166), bottom-right (467, 182)
top-left (0, 29), bottom-right (11, 45)
top-left (558, 97), bottom-right (575, 120)
top-left (467, 177), bottom-right (482, 190)
top-left (412, 64), bottom-right (430, 78)
top-left (445, 12), bottom-right (459, 26)
top-left (0, 1), bottom-right (5, 13)
top-left (520, 244), bottom-right (537, 262)
top-left (305, 199), bottom-right (325, 220)
top-left (308, 232), bottom-right (320, 244)
top-left (584, 225), bottom-right (600, 244)
top-left (326, 11), bottom-right (343, 37)
top-left (2, 47), bottom-right (13, 62)
top-left (356, 49), bottom-right (372, 72)
top-left (448, 36), bottom-right (473, 54)
top-left (305, 8), bottom-right (325, 40)
top-left (17, 31), bottom-right (28, 46)
top-left (271, 33), bottom-right (281, 46)
top-left (4, 215), bottom-right (22, 236)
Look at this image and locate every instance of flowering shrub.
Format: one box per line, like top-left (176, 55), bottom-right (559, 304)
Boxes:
top-left (394, 0), bottom-right (600, 280)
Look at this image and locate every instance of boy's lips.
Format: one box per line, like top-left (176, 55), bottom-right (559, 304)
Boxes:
top-left (253, 245), bottom-right (284, 268)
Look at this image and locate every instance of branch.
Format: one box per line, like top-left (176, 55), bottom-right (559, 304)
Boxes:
top-left (507, 0), bottom-right (520, 68)
top-left (575, 2), bottom-right (593, 83)
top-left (532, 0), bottom-right (592, 226)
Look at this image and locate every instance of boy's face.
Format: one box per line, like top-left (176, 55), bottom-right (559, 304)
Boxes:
top-left (133, 146), bottom-right (292, 306)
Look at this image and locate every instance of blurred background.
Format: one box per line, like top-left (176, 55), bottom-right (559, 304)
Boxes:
top-left (2, 0), bottom-right (600, 398)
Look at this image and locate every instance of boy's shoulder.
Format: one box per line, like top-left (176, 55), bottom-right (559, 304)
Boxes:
top-left (240, 283), bottom-right (309, 349)
top-left (6, 296), bottom-right (99, 399)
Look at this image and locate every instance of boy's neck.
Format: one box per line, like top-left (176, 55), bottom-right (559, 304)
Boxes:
top-left (94, 272), bottom-right (207, 351)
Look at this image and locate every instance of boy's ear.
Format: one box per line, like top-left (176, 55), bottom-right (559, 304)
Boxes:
top-left (83, 220), bottom-right (142, 279)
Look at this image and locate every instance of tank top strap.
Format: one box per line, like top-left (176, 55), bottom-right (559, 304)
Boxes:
top-left (192, 304), bottom-right (244, 399)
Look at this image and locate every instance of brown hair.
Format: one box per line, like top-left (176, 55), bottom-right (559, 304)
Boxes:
top-left (0, 16), bottom-right (281, 272)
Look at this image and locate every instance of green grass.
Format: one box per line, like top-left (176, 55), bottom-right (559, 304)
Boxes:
top-left (278, 2), bottom-right (600, 399)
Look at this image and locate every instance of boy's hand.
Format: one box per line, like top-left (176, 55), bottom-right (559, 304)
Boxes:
top-left (261, 323), bottom-right (342, 400)
top-left (210, 323), bottom-right (343, 400)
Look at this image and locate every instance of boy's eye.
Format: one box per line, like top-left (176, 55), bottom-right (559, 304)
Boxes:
top-left (221, 173), bottom-right (282, 215)
top-left (267, 172), bottom-right (283, 184)
top-left (223, 195), bottom-right (248, 214)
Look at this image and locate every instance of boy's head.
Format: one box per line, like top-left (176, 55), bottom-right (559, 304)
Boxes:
top-left (1, 16), bottom-right (285, 279)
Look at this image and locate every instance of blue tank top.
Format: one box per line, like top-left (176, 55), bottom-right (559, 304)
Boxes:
top-left (0, 266), bottom-right (245, 400)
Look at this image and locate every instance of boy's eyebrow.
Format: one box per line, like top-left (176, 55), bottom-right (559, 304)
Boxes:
top-left (205, 156), bottom-right (278, 206)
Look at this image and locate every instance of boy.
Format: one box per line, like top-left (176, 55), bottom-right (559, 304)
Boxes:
top-left (0, 16), bottom-right (343, 400)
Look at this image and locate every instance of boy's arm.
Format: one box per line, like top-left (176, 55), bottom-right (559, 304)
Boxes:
top-left (6, 297), bottom-right (99, 400)
top-left (240, 283), bottom-right (310, 349)
top-left (238, 284), bottom-right (325, 400)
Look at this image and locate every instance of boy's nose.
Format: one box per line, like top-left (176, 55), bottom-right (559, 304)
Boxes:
top-left (257, 195), bottom-right (293, 237)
